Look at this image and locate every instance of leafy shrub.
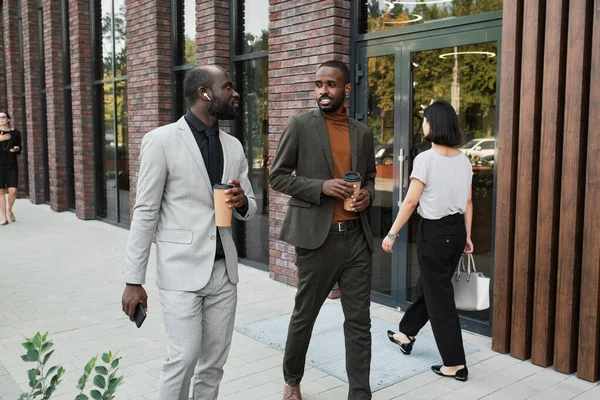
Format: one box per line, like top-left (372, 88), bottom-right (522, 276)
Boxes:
top-left (19, 332), bottom-right (124, 400)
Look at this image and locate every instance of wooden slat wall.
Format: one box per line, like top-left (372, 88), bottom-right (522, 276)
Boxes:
top-left (492, 0), bottom-right (600, 382)
top-left (531, 0), bottom-right (568, 368)
top-left (578, 0), bottom-right (600, 383)
top-left (491, 0), bottom-right (523, 354)
top-left (510, 0), bottom-right (546, 360)
top-left (554, 0), bottom-right (594, 374)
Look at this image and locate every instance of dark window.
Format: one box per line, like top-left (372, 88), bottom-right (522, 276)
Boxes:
top-left (38, 1), bottom-right (50, 202)
top-left (61, 0), bottom-right (75, 209)
top-left (17, 0), bottom-right (29, 195)
top-left (93, 0), bottom-right (129, 225)
top-left (231, 0), bottom-right (269, 267)
top-left (171, 0), bottom-right (196, 120)
top-left (233, 0), bottom-right (269, 55)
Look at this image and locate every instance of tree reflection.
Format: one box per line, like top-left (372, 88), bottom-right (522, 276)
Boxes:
top-left (366, 0), bottom-right (503, 33)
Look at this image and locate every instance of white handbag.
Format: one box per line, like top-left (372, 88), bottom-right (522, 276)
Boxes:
top-left (452, 254), bottom-right (490, 311)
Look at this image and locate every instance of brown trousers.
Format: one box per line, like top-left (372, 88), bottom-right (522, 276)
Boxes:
top-left (283, 224), bottom-right (373, 400)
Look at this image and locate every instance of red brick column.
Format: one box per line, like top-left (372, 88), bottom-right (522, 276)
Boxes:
top-left (69, 0), bottom-right (95, 219)
top-left (126, 0), bottom-right (172, 212)
top-left (196, 0), bottom-right (230, 131)
top-left (42, 0), bottom-right (67, 212)
top-left (3, 1), bottom-right (27, 196)
top-left (196, 0), bottom-right (229, 69)
top-left (21, 0), bottom-right (45, 204)
top-left (0, 14), bottom-right (7, 112)
top-left (268, 0), bottom-right (350, 286)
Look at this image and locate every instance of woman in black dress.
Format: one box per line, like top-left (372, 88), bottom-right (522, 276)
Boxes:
top-left (0, 111), bottom-right (22, 225)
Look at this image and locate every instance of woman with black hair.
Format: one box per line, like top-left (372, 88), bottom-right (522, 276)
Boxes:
top-left (382, 101), bottom-right (473, 381)
top-left (0, 111), bottom-right (22, 225)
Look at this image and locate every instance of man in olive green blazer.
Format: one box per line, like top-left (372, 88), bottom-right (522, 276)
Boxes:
top-left (270, 60), bottom-right (376, 400)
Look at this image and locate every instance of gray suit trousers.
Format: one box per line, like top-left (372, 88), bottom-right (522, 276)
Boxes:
top-left (158, 260), bottom-right (237, 400)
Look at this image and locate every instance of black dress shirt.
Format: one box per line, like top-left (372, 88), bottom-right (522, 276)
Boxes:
top-left (184, 110), bottom-right (248, 260)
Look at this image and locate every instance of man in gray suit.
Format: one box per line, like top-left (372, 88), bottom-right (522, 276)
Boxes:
top-left (270, 60), bottom-right (376, 400)
top-left (121, 65), bottom-right (256, 400)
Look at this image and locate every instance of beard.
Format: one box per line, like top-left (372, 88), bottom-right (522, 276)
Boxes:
top-left (208, 96), bottom-right (238, 120)
top-left (317, 95), bottom-right (345, 114)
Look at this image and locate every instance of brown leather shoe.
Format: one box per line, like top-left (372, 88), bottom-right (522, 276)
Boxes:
top-left (283, 383), bottom-right (302, 400)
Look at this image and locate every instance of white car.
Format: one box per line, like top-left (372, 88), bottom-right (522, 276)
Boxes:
top-left (460, 138), bottom-right (495, 159)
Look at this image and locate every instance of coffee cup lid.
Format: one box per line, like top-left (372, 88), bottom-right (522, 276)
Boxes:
top-left (213, 183), bottom-right (235, 189)
top-left (342, 172), bottom-right (361, 182)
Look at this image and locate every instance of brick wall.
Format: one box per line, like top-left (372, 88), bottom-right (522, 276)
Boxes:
top-left (69, 0), bottom-right (95, 220)
top-left (196, 0), bottom-right (229, 68)
top-left (197, 0), bottom-right (230, 131)
top-left (21, 0), bottom-right (44, 204)
top-left (42, 0), bottom-right (67, 212)
top-left (268, 0), bottom-right (350, 286)
top-left (3, 0), bottom-right (27, 197)
top-left (126, 0), bottom-right (172, 212)
top-left (0, 10), bottom-right (6, 112)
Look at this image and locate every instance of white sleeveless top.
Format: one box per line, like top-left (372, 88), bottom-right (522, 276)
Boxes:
top-left (409, 149), bottom-right (473, 220)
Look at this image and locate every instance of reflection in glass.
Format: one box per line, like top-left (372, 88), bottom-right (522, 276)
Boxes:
top-left (237, 0), bottom-right (269, 54)
top-left (101, 0), bottom-right (113, 78)
top-left (183, 0), bottom-right (196, 64)
top-left (114, 0), bottom-right (127, 76)
top-left (116, 81), bottom-right (129, 224)
top-left (97, 83), bottom-right (116, 220)
top-left (235, 58), bottom-right (269, 264)
top-left (367, 55), bottom-right (395, 296)
top-left (407, 42), bottom-right (498, 322)
top-left (360, 0), bottom-right (503, 34)
top-left (172, 70), bottom-right (189, 120)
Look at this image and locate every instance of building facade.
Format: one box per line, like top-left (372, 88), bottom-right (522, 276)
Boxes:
top-left (1, 0), bottom-right (599, 382)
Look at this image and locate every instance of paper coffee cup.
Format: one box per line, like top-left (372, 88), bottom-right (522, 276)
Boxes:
top-left (342, 172), bottom-right (362, 211)
top-left (213, 183), bottom-right (234, 227)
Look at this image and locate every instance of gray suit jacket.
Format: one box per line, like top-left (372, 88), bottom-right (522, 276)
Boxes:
top-left (269, 109), bottom-right (376, 251)
top-left (123, 116), bottom-right (257, 291)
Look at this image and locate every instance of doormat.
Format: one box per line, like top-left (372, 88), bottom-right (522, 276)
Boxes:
top-left (235, 302), bottom-right (478, 392)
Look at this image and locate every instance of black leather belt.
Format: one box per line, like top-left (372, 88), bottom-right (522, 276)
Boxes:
top-left (331, 219), bottom-right (361, 232)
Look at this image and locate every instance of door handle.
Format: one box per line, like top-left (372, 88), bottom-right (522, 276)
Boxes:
top-left (397, 148), bottom-right (408, 206)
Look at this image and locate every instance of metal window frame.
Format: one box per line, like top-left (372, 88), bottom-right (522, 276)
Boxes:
top-left (229, 0), bottom-right (270, 265)
top-left (17, 0), bottom-right (30, 195)
top-left (61, 0), bottom-right (75, 210)
top-left (350, 0), bottom-right (503, 336)
top-left (90, 0), bottom-right (129, 225)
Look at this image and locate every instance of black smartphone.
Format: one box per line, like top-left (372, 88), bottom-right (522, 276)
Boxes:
top-left (134, 302), bottom-right (147, 328)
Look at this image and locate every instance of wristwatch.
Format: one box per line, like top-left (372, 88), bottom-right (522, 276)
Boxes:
top-left (386, 232), bottom-right (398, 241)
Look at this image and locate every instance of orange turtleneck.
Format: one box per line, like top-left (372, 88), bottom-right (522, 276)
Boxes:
top-left (323, 108), bottom-right (358, 223)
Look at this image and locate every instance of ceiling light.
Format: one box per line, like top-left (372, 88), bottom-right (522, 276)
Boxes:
top-left (384, 14), bottom-right (424, 24)
top-left (438, 51), bottom-right (496, 59)
top-left (385, 0), bottom-right (452, 6)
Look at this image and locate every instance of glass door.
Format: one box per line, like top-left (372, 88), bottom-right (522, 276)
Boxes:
top-left (354, 43), bottom-right (404, 307)
top-left (354, 25), bottom-right (501, 333)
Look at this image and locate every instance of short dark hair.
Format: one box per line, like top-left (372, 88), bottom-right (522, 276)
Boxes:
top-left (318, 60), bottom-right (350, 85)
top-left (183, 65), bottom-right (225, 106)
top-left (423, 101), bottom-right (462, 147)
top-left (0, 111), bottom-right (11, 120)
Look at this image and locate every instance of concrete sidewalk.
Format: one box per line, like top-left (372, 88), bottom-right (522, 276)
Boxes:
top-left (0, 200), bottom-right (598, 400)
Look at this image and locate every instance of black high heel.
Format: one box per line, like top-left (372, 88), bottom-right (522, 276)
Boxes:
top-left (387, 330), bottom-right (415, 355)
top-left (431, 365), bottom-right (468, 382)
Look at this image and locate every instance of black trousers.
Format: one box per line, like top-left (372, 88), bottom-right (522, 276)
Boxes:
top-left (399, 213), bottom-right (467, 366)
top-left (283, 224), bottom-right (373, 400)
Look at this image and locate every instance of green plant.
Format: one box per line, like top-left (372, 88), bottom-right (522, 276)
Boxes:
top-left (19, 332), bottom-right (65, 399)
top-left (19, 332), bottom-right (124, 400)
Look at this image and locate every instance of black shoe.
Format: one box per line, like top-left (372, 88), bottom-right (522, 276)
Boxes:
top-left (387, 330), bottom-right (415, 355)
top-left (431, 365), bottom-right (468, 382)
